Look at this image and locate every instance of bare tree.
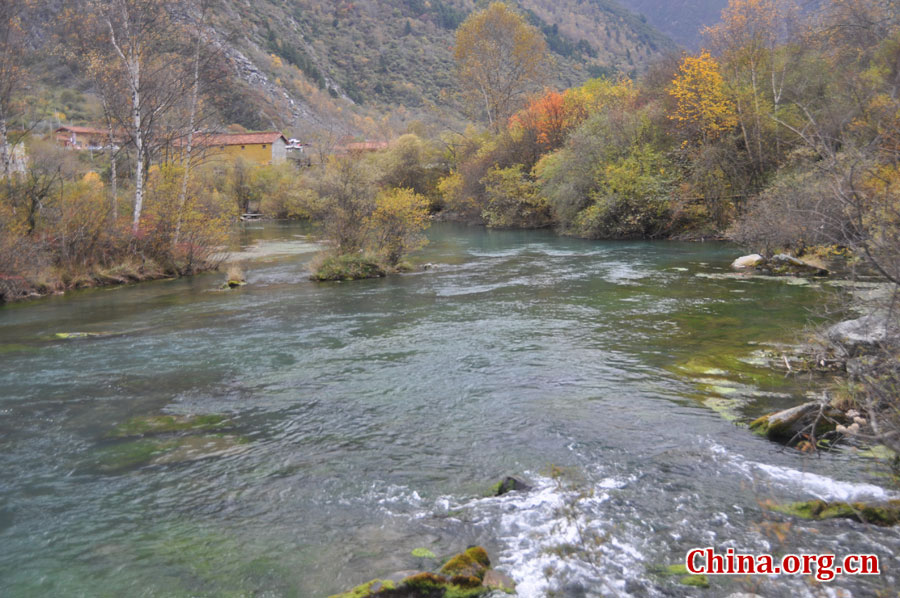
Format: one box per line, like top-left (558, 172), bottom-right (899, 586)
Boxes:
top-left (0, 0), bottom-right (31, 179)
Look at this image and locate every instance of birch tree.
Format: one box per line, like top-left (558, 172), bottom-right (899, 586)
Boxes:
top-left (454, 2), bottom-right (549, 132)
top-left (0, 0), bottom-right (30, 179)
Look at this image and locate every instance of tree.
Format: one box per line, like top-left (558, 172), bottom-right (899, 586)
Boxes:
top-left (454, 2), bottom-right (549, 132)
top-left (84, 0), bottom-right (189, 233)
top-left (0, 0), bottom-right (31, 179)
top-left (367, 188), bottom-right (430, 267)
top-left (669, 51), bottom-right (736, 143)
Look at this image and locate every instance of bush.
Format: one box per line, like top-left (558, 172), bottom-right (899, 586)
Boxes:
top-left (481, 165), bottom-right (552, 229)
top-left (309, 253), bottom-right (386, 281)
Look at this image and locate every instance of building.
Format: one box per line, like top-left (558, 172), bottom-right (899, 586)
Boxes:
top-left (192, 131), bottom-right (288, 165)
top-left (55, 126), bottom-right (121, 150)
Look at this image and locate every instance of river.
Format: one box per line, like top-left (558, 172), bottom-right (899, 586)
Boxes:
top-left (0, 222), bottom-right (897, 597)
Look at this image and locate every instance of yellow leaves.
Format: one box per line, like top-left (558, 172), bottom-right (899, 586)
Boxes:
top-left (454, 2), bottom-right (549, 129)
top-left (269, 54), bottom-right (283, 69)
top-left (367, 187), bottom-right (430, 266)
top-left (669, 51), bottom-right (736, 142)
top-left (82, 171), bottom-right (103, 186)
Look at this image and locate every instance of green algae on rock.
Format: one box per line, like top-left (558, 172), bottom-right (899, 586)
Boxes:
top-left (749, 402), bottom-right (844, 443)
top-left (109, 414), bottom-right (230, 438)
top-left (769, 499), bottom-right (900, 526)
top-left (328, 547), bottom-right (509, 598)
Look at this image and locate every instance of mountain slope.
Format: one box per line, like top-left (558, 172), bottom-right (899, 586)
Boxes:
top-left (205, 0), bottom-right (675, 135)
top-left (617, 0), bottom-right (728, 48)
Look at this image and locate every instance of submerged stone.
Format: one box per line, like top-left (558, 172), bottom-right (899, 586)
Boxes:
top-left (109, 414), bottom-right (230, 438)
top-left (770, 499), bottom-right (900, 526)
top-left (491, 476), bottom-right (531, 496)
top-left (329, 547), bottom-right (497, 598)
top-left (95, 434), bottom-right (248, 472)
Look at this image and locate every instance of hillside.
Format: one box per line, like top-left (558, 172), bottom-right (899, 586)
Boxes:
top-left (617, 0), bottom-right (728, 48)
top-left (202, 0), bottom-right (676, 136)
top-left (26, 0), bottom-right (672, 139)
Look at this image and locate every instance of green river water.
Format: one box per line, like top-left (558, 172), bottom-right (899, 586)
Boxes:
top-left (0, 222), bottom-right (897, 597)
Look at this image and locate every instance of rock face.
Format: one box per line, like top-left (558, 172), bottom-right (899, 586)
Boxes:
top-left (750, 401), bottom-right (845, 443)
top-left (731, 254), bottom-right (765, 269)
top-left (827, 314), bottom-right (893, 353)
top-left (328, 546), bottom-right (515, 598)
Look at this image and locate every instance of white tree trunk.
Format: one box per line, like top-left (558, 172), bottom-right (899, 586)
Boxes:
top-left (0, 114), bottom-right (10, 179)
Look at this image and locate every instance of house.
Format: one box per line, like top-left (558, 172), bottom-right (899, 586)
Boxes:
top-left (191, 131), bottom-right (288, 165)
top-left (55, 126), bottom-right (121, 150)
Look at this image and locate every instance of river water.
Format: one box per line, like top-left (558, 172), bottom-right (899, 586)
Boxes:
top-left (0, 223), bottom-right (897, 597)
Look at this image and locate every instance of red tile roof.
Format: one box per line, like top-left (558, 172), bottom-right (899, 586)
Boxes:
top-left (192, 132), bottom-right (287, 146)
top-left (56, 126), bottom-right (109, 135)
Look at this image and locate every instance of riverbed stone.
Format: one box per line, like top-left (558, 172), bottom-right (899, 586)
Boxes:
top-left (766, 253), bottom-right (829, 276)
top-left (109, 414), bottom-right (231, 438)
top-left (329, 547), bottom-right (498, 598)
top-left (492, 476), bottom-right (531, 496)
top-left (482, 569), bottom-right (516, 592)
top-left (827, 314), bottom-right (893, 353)
top-left (731, 254), bottom-right (765, 269)
top-left (770, 499), bottom-right (900, 526)
top-left (749, 401), bottom-right (844, 443)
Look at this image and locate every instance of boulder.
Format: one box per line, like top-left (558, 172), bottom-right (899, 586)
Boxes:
top-left (767, 253), bottom-right (829, 276)
top-left (731, 254), bottom-right (765, 269)
top-left (482, 570), bottom-right (516, 592)
top-left (749, 401), bottom-right (845, 443)
top-left (492, 476), bottom-right (531, 496)
top-left (827, 314), bottom-right (893, 353)
top-left (329, 547), bottom-right (499, 598)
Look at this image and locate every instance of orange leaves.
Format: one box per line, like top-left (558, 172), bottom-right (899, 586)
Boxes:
top-left (669, 51), bottom-right (736, 143)
top-left (509, 89), bottom-right (588, 151)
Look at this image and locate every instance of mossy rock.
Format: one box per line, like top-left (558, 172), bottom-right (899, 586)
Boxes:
top-left (652, 563), bottom-right (710, 588)
top-left (411, 548), bottom-right (437, 559)
top-left (53, 332), bottom-right (108, 340)
top-left (330, 548), bottom-right (495, 598)
top-left (770, 499), bottom-right (900, 526)
top-left (328, 578), bottom-right (397, 598)
top-left (222, 280), bottom-right (247, 289)
top-left (109, 414), bottom-right (230, 438)
top-left (311, 254), bottom-right (386, 282)
top-left (490, 476), bottom-right (531, 496)
top-left (439, 547), bottom-right (490, 580)
top-left (95, 438), bottom-right (179, 472)
top-left (95, 434), bottom-right (248, 472)
top-left (749, 402), bottom-right (844, 443)
top-left (679, 574), bottom-right (710, 587)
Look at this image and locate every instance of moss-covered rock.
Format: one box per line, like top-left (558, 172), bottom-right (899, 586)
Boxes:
top-left (439, 547), bottom-right (490, 580)
top-left (328, 578), bottom-right (397, 598)
top-left (95, 434), bottom-right (248, 472)
top-left (490, 476), bottom-right (531, 496)
top-left (329, 548), bottom-right (499, 598)
top-left (749, 401), bottom-right (844, 443)
top-left (109, 414), bottom-right (230, 438)
top-left (769, 499), bottom-right (900, 526)
top-left (311, 254), bottom-right (386, 282)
